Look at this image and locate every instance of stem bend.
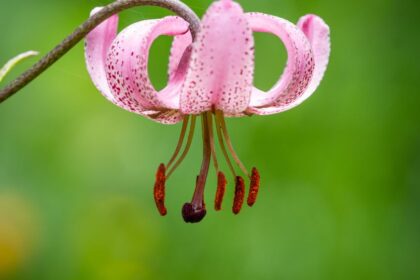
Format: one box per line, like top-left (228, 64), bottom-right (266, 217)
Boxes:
top-left (0, 0), bottom-right (200, 103)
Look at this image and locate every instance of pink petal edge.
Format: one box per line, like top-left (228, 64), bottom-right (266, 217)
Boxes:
top-left (85, 8), bottom-right (119, 104)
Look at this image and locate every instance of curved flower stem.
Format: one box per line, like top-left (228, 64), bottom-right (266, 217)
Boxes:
top-left (0, 0), bottom-right (200, 103)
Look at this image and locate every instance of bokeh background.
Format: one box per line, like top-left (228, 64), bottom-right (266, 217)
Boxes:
top-left (1, 0), bottom-right (419, 279)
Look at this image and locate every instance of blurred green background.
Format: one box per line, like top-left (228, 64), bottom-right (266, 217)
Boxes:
top-left (1, 0), bottom-right (419, 279)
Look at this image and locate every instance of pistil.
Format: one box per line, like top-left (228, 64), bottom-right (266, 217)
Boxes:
top-left (182, 113), bottom-right (212, 223)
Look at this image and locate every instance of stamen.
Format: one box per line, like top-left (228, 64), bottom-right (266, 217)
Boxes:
top-left (167, 116), bottom-right (190, 169)
top-left (166, 115), bottom-right (197, 179)
top-left (216, 111), bottom-right (250, 178)
top-left (153, 163), bottom-right (167, 216)
top-left (215, 171), bottom-right (227, 211)
top-left (214, 113), bottom-right (236, 178)
top-left (233, 176), bottom-right (245, 215)
top-left (206, 112), bottom-right (219, 172)
top-left (247, 167), bottom-right (260, 207)
top-left (182, 114), bottom-right (211, 223)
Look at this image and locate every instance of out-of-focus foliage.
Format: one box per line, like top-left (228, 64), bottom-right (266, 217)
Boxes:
top-left (0, 0), bottom-right (419, 279)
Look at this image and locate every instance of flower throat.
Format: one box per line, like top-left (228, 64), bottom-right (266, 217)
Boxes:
top-left (153, 110), bottom-right (260, 223)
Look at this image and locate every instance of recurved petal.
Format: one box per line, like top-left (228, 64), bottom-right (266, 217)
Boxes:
top-left (85, 8), bottom-right (119, 104)
top-left (246, 13), bottom-right (315, 115)
top-left (295, 14), bottom-right (330, 104)
top-left (85, 8), bottom-right (155, 115)
top-left (168, 31), bottom-right (192, 83)
top-left (105, 16), bottom-right (192, 124)
top-left (179, 0), bottom-right (254, 115)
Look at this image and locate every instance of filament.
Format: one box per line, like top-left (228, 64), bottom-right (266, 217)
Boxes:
top-left (166, 115), bottom-right (197, 179)
top-left (216, 111), bottom-right (250, 178)
top-left (206, 112), bottom-right (219, 173)
top-left (166, 115), bottom-right (190, 169)
top-left (214, 113), bottom-right (236, 177)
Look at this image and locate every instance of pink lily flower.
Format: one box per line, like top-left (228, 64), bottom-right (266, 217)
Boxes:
top-left (85, 0), bottom-right (330, 223)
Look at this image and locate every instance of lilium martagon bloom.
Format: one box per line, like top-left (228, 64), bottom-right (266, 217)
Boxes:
top-left (85, 0), bottom-right (330, 223)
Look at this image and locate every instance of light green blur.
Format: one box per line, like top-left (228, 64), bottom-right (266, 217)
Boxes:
top-left (0, 0), bottom-right (419, 279)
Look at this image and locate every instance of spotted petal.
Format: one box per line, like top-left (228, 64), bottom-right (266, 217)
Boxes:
top-left (246, 13), bottom-right (315, 114)
top-left (296, 15), bottom-right (331, 107)
top-left (247, 13), bottom-right (330, 115)
top-left (86, 10), bottom-right (191, 124)
top-left (179, 0), bottom-right (254, 115)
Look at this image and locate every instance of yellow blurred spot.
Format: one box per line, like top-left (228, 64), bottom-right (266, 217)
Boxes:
top-left (0, 191), bottom-right (39, 276)
top-left (73, 195), bottom-right (160, 280)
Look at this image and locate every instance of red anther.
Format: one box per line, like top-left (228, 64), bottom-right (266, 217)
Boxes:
top-left (154, 163), bottom-right (167, 216)
top-left (247, 167), bottom-right (260, 207)
top-left (232, 176), bottom-right (245, 215)
top-left (215, 172), bottom-right (227, 211)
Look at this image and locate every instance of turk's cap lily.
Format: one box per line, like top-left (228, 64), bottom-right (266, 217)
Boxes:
top-left (85, 0), bottom-right (330, 124)
top-left (84, 0), bottom-right (330, 223)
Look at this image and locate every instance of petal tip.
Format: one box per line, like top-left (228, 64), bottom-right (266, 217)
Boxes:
top-left (298, 14), bottom-right (331, 42)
